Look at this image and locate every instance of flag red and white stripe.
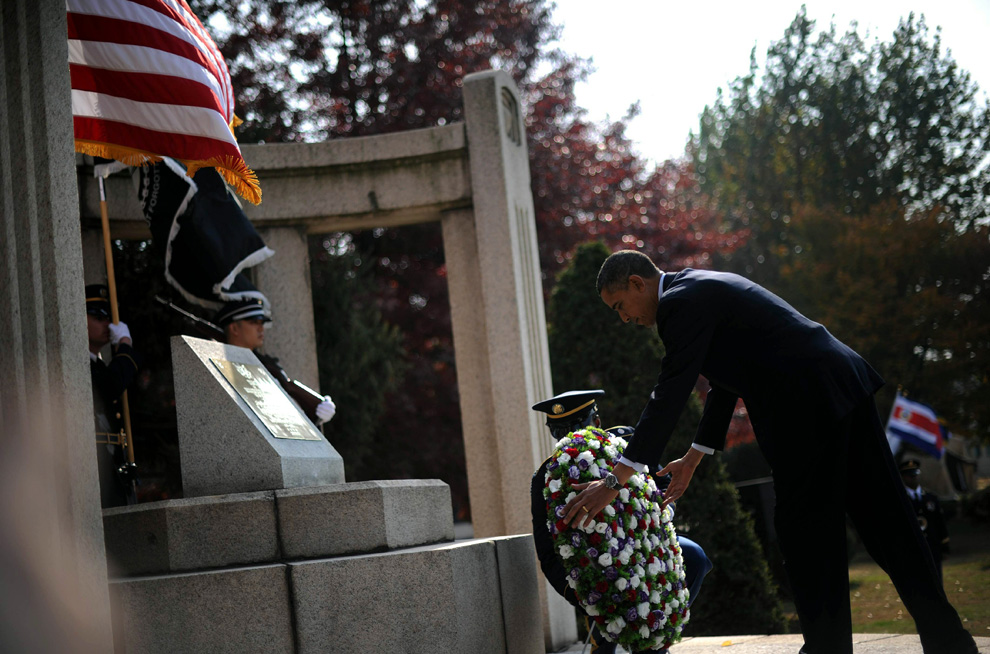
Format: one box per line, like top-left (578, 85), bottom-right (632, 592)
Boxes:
top-left (886, 392), bottom-right (945, 459)
top-left (67, 0), bottom-right (261, 204)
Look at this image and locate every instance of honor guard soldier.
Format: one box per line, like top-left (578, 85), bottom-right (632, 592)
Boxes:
top-left (899, 458), bottom-right (950, 582)
top-left (215, 298), bottom-right (337, 427)
top-left (87, 284), bottom-right (141, 508)
top-left (530, 390), bottom-right (712, 654)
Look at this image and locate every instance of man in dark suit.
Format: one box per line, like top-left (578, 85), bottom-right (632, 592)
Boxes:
top-left (530, 390), bottom-right (712, 654)
top-left (561, 251), bottom-right (976, 654)
top-left (900, 458), bottom-right (950, 582)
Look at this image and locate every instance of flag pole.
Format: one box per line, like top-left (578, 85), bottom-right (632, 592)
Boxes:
top-left (98, 175), bottom-right (137, 468)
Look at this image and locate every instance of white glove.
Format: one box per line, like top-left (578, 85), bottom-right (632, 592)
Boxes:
top-left (315, 396), bottom-right (336, 424)
top-left (109, 321), bottom-right (132, 345)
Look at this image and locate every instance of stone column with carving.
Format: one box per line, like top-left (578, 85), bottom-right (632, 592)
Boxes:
top-left (446, 70), bottom-right (577, 648)
top-left (0, 0), bottom-right (113, 650)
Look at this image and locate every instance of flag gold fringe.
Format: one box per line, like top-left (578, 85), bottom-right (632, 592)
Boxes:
top-left (75, 140), bottom-right (262, 205)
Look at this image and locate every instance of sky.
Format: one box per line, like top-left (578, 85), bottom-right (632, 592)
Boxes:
top-left (549, 0), bottom-right (990, 164)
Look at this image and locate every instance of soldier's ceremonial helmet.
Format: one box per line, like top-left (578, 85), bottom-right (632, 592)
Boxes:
top-left (214, 298), bottom-right (271, 329)
top-left (532, 389), bottom-right (604, 441)
top-left (85, 284), bottom-right (111, 320)
top-left (899, 458), bottom-right (922, 477)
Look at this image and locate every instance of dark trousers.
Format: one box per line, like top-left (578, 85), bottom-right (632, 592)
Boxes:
top-left (768, 398), bottom-right (975, 654)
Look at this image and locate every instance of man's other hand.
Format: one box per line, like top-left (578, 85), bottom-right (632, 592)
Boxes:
top-left (315, 396), bottom-right (336, 424)
top-left (657, 447), bottom-right (704, 509)
top-left (109, 321), bottom-right (132, 346)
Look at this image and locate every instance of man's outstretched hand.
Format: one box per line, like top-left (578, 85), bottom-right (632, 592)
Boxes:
top-left (657, 447), bottom-right (705, 509)
top-left (561, 462), bottom-right (634, 529)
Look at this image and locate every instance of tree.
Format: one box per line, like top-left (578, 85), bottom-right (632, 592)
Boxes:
top-left (546, 241), bottom-right (786, 636)
top-left (693, 9), bottom-right (990, 282)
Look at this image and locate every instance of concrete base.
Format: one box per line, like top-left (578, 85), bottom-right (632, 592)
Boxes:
top-left (104, 482), bottom-right (543, 653)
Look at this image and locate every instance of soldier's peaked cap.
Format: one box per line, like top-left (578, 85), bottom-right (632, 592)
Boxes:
top-left (899, 458), bottom-right (922, 476)
top-left (85, 284), bottom-right (111, 319)
top-left (214, 298), bottom-right (271, 329)
top-left (531, 390), bottom-right (604, 422)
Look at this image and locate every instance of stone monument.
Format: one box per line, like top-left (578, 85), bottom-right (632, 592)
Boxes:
top-left (171, 335), bottom-right (345, 496)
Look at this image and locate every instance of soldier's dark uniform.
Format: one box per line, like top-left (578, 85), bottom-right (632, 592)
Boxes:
top-left (87, 285), bottom-right (141, 508)
top-left (530, 390), bottom-right (712, 654)
top-left (899, 459), bottom-right (949, 582)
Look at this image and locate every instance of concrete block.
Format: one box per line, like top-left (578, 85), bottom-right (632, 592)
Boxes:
top-left (103, 491), bottom-right (277, 576)
top-left (290, 539), bottom-right (506, 654)
top-left (110, 564), bottom-right (293, 654)
top-left (490, 535), bottom-right (544, 654)
top-left (275, 479), bottom-right (454, 559)
top-left (171, 335), bottom-right (344, 497)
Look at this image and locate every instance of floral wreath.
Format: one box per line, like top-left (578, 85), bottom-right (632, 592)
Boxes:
top-left (544, 426), bottom-right (689, 650)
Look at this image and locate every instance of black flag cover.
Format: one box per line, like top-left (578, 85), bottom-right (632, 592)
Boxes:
top-left (139, 158), bottom-right (274, 310)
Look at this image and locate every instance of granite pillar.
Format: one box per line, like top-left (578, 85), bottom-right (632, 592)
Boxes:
top-left (0, 0), bottom-right (112, 650)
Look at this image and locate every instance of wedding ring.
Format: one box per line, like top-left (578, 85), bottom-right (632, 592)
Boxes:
top-left (581, 506), bottom-right (589, 513)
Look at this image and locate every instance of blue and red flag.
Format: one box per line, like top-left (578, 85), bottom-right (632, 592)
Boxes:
top-left (885, 392), bottom-right (947, 459)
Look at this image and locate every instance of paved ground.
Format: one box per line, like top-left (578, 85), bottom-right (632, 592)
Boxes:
top-left (553, 633), bottom-right (990, 653)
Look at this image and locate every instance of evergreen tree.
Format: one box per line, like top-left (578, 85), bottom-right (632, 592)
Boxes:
top-left (546, 241), bottom-right (786, 635)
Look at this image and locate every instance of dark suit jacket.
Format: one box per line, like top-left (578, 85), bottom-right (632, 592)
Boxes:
top-left (625, 269), bottom-right (884, 469)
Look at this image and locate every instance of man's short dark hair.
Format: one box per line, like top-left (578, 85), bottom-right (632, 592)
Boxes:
top-left (596, 250), bottom-right (660, 294)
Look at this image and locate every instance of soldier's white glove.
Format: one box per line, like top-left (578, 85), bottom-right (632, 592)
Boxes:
top-left (109, 321), bottom-right (132, 345)
top-left (315, 396), bottom-right (336, 425)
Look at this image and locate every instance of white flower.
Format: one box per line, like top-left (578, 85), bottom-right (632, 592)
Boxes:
top-left (558, 544), bottom-right (574, 559)
top-left (589, 464), bottom-right (601, 478)
top-left (557, 437), bottom-right (572, 448)
top-left (650, 590), bottom-right (661, 603)
top-left (618, 551), bottom-right (631, 566)
top-left (565, 491), bottom-right (577, 503)
top-left (612, 437), bottom-right (628, 449)
top-left (594, 521), bottom-right (608, 534)
top-left (669, 598), bottom-right (680, 610)
top-left (639, 625), bottom-right (650, 638)
top-left (664, 604), bottom-right (673, 617)
top-left (616, 577), bottom-right (628, 591)
top-left (634, 565), bottom-right (645, 578)
top-left (618, 488), bottom-right (630, 502)
top-left (567, 578), bottom-right (577, 589)
top-left (603, 505), bottom-right (616, 517)
top-left (604, 445), bottom-right (617, 459)
top-left (557, 452), bottom-right (571, 465)
top-left (628, 474), bottom-right (643, 489)
top-left (637, 602), bottom-right (650, 619)
top-left (630, 575), bottom-right (640, 589)
top-left (588, 439), bottom-right (601, 450)
top-left (582, 520), bottom-right (597, 533)
top-left (608, 537), bottom-right (619, 550)
top-left (586, 604), bottom-right (599, 616)
top-left (577, 451), bottom-right (595, 465)
top-left (607, 617), bottom-right (626, 635)
top-left (597, 552), bottom-right (613, 567)
top-left (548, 478), bottom-right (562, 494)
top-left (596, 458), bottom-right (606, 468)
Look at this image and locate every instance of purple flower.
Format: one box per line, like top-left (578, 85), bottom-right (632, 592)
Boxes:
top-left (569, 568), bottom-right (580, 580)
top-left (577, 458), bottom-right (590, 471)
top-left (604, 527), bottom-right (613, 539)
top-left (554, 505), bottom-right (566, 519)
top-left (609, 546), bottom-right (619, 557)
top-left (548, 460), bottom-right (559, 471)
top-left (611, 593), bottom-right (622, 603)
top-left (568, 465), bottom-right (580, 479)
top-left (571, 437), bottom-right (586, 447)
top-left (586, 547), bottom-right (599, 559)
top-left (587, 591), bottom-right (602, 605)
top-left (604, 566), bottom-right (619, 581)
top-left (639, 590), bottom-right (649, 602)
top-left (626, 606), bottom-right (639, 623)
top-left (571, 532), bottom-right (583, 548)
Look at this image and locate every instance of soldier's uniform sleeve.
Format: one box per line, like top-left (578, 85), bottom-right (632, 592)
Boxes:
top-left (531, 460), bottom-right (578, 607)
top-left (924, 492), bottom-right (950, 552)
top-left (93, 343), bottom-right (142, 400)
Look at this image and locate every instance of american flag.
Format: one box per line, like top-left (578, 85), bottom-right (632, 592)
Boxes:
top-left (67, 0), bottom-right (261, 204)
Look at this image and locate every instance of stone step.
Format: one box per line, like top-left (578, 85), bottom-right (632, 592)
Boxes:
top-left (103, 479), bottom-right (454, 576)
top-left (110, 535), bottom-right (543, 654)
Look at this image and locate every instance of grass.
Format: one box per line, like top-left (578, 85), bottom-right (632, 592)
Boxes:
top-left (846, 517), bottom-right (990, 639)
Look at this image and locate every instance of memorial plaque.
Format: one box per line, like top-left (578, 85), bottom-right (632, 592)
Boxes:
top-left (210, 358), bottom-right (323, 441)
